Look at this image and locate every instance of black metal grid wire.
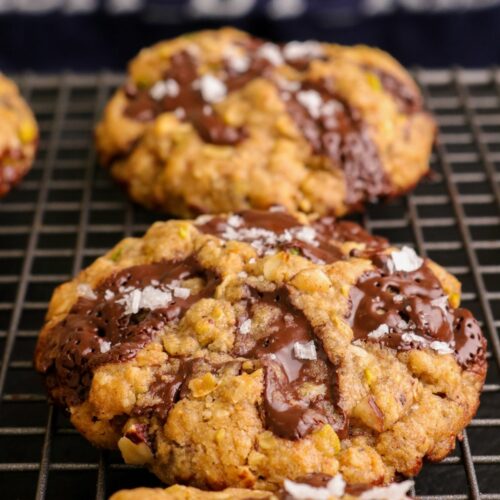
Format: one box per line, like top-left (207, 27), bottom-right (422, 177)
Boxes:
top-left (0, 69), bottom-right (499, 500)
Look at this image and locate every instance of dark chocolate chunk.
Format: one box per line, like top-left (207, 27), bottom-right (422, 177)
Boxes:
top-left (233, 286), bottom-right (346, 440)
top-left (312, 216), bottom-right (389, 256)
top-left (36, 256), bottom-right (220, 407)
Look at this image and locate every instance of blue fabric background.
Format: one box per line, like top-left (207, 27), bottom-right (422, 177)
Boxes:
top-left (0, 0), bottom-right (498, 71)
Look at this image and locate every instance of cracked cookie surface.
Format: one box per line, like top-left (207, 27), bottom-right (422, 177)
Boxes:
top-left (0, 74), bottom-right (38, 197)
top-left (95, 28), bottom-right (435, 217)
top-left (35, 208), bottom-right (485, 491)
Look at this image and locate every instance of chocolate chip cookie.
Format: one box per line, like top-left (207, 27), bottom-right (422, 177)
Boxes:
top-left (95, 28), bottom-right (435, 217)
top-left (0, 74), bottom-right (38, 197)
top-left (35, 208), bottom-right (485, 491)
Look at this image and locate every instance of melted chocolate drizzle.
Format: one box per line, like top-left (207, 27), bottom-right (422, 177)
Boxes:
top-left (197, 209), bottom-right (345, 264)
top-left (133, 360), bottom-right (197, 421)
top-left (282, 79), bottom-right (392, 207)
top-left (37, 256), bottom-right (220, 407)
top-left (124, 51), bottom-right (246, 145)
top-left (312, 216), bottom-right (389, 256)
top-left (348, 254), bottom-right (486, 369)
top-left (233, 287), bottom-right (346, 440)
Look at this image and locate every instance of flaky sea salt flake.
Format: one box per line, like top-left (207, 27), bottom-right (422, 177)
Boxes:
top-left (283, 479), bottom-right (331, 500)
top-left (149, 79), bottom-right (179, 100)
top-left (322, 100), bottom-right (341, 117)
top-left (293, 341), bottom-right (317, 360)
top-left (172, 287), bottom-right (190, 300)
top-left (296, 89), bottom-right (323, 119)
top-left (359, 479), bottom-right (414, 500)
top-left (140, 286), bottom-right (172, 310)
top-left (293, 226), bottom-right (318, 246)
top-left (228, 54), bottom-right (251, 73)
top-left (368, 324), bottom-right (389, 340)
top-left (283, 473), bottom-right (345, 500)
top-left (278, 230), bottom-right (293, 244)
top-left (326, 475), bottom-right (346, 497)
top-left (401, 332), bottom-right (426, 345)
top-left (117, 285), bottom-right (176, 315)
top-left (227, 214), bottom-right (244, 228)
top-left (99, 341), bottom-right (111, 354)
top-left (77, 283), bottom-right (97, 300)
top-left (277, 77), bottom-right (301, 92)
top-left (283, 40), bottom-right (324, 60)
top-left (390, 246), bottom-right (423, 273)
top-left (257, 43), bottom-right (284, 66)
top-left (195, 214), bottom-right (214, 225)
top-left (198, 74), bottom-right (227, 103)
top-left (430, 340), bottom-right (454, 355)
top-left (239, 319), bottom-right (252, 335)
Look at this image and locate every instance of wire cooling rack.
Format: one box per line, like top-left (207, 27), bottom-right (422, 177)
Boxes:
top-left (0, 70), bottom-right (499, 500)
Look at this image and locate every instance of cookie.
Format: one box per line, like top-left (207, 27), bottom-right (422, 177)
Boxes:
top-left (95, 28), bottom-right (435, 217)
top-left (34, 208), bottom-right (485, 491)
top-left (110, 474), bottom-right (414, 500)
top-left (0, 74), bottom-right (38, 197)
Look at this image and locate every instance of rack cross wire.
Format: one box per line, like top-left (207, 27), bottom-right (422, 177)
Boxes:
top-left (0, 69), bottom-right (498, 500)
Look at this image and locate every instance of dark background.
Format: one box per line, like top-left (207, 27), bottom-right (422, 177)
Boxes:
top-left (1, 0), bottom-right (499, 71)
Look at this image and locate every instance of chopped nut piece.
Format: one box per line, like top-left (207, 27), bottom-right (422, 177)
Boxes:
top-left (18, 121), bottom-right (36, 144)
top-left (188, 372), bottom-right (218, 397)
top-left (118, 435), bottom-right (153, 465)
top-left (313, 424), bottom-right (341, 456)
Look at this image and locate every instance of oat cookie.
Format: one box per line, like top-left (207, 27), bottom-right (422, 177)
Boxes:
top-left (35, 208), bottom-right (485, 491)
top-left (0, 74), bottom-right (38, 197)
top-left (110, 473), bottom-right (414, 499)
top-left (95, 28), bottom-right (435, 217)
